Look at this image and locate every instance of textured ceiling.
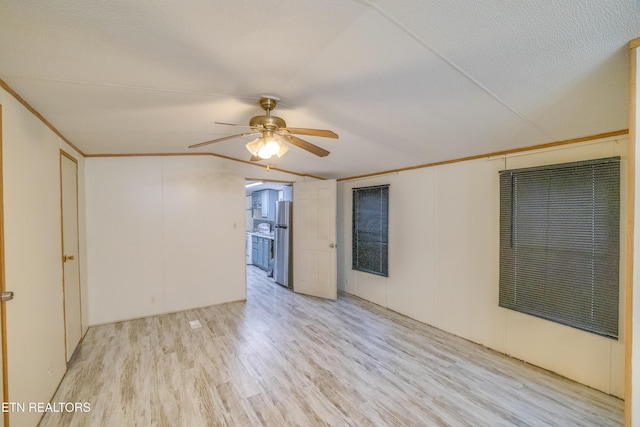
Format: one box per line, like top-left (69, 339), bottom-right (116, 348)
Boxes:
top-left (0, 1), bottom-right (638, 179)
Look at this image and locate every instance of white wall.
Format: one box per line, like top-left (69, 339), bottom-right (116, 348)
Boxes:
top-left (0, 87), bottom-right (87, 427)
top-left (337, 136), bottom-right (628, 397)
top-left (85, 155), bottom-right (300, 325)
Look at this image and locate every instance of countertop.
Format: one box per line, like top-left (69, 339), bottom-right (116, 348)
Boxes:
top-left (247, 231), bottom-right (274, 240)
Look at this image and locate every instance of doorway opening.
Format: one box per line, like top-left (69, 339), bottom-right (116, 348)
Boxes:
top-left (244, 179), bottom-right (294, 297)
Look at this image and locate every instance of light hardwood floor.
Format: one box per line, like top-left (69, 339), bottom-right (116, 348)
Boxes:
top-left (40, 266), bottom-right (623, 426)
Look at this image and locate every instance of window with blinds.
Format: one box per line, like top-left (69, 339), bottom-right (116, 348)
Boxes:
top-left (499, 157), bottom-right (620, 339)
top-left (352, 184), bottom-right (389, 277)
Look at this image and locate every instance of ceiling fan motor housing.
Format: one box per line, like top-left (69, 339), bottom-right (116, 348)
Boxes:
top-left (249, 115), bottom-right (286, 130)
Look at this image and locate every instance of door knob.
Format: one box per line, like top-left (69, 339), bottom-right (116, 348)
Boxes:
top-left (329, 243), bottom-right (336, 248)
top-left (63, 255), bottom-right (75, 262)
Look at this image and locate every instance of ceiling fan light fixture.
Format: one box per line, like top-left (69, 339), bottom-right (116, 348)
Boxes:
top-left (274, 142), bottom-right (289, 158)
top-left (264, 138), bottom-right (280, 155)
top-left (245, 137), bottom-right (264, 157)
top-left (257, 143), bottom-right (273, 159)
top-left (266, 132), bottom-right (289, 158)
top-left (246, 132), bottom-right (288, 160)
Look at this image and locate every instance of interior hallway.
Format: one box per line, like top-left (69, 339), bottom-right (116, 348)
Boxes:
top-left (40, 266), bottom-right (623, 426)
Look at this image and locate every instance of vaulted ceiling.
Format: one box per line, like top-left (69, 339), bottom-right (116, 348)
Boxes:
top-left (0, 1), bottom-right (638, 179)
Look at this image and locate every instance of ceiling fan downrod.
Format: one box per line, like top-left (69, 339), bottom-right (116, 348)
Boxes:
top-left (259, 95), bottom-right (279, 114)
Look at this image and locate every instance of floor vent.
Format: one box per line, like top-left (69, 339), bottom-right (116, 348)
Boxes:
top-left (189, 320), bottom-right (203, 329)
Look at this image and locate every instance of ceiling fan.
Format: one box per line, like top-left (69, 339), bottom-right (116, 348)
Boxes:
top-left (188, 95), bottom-right (338, 161)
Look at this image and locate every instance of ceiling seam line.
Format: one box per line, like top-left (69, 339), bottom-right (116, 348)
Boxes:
top-left (3, 75), bottom-right (255, 100)
top-left (363, 1), bottom-right (557, 141)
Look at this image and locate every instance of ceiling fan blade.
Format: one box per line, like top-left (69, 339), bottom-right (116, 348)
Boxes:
top-left (282, 127), bottom-right (338, 139)
top-left (188, 132), bottom-right (259, 149)
top-left (285, 135), bottom-right (330, 157)
top-left (215, 122), bottom-right (252, 128)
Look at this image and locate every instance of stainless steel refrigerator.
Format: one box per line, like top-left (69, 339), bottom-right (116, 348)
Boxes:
top-left (274, 200), bottom-right (292, 288)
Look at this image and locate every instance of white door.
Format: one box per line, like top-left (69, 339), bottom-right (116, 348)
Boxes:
top-left (0, 104), bottom-right (6, 427)
top-left (293, 179), bottom-right (337, 300)
top-left (60, 152), bottom-right (82, 361)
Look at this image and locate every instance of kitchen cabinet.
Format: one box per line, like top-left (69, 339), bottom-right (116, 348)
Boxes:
top-left (251, 189), bottom-right (278, 219)
top-left (252, 235), bottom-right (273, 271)
top-left (252, 193), bottom-right (262, 209)
top-left (260, 237), bottom-right (270, 269)
top-left (260, 191), bottom-right (269, 217)
top-left (251, 236), bottom-right (258, 266)
top-left (281, 186), bottom-right (293, 202)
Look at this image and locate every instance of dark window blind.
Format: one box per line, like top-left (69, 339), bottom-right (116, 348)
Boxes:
top-left (352, 185), bottom-right (389, 277)
top-left (499, 157), bottom-right (620, 339)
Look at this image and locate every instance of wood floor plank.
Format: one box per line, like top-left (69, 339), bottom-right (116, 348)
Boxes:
top-left (39, 265), bottom-right (623, 426)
